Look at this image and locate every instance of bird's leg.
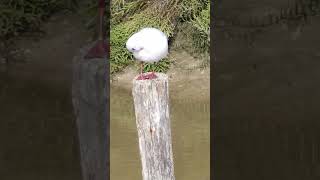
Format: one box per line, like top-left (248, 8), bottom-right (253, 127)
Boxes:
top-left (137, 62), bottom-right (146, 80)
top-left (140, 62), bottom-right (143, 75)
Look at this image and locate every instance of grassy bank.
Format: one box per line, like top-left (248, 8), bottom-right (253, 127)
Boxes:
top-left (0, 0), bottom-right (78, 39)
top-left (108, 0), bottom-right (210, 74)
top-left (1, 0), bottom-right (210, 74)
top-left (0, 0), bottom-right (79, 64)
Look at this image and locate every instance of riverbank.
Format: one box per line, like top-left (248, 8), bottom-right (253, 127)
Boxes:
top-left (111, 50), bottom-right (210, 101)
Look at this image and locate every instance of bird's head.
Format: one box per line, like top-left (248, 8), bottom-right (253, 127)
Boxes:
top-left (126, 33), bottom-right (144, 53)
top-left (127, 45), bottom-right (144, 53)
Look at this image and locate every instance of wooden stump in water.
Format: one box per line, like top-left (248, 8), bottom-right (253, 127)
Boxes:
top-left (72, 42), bottom-right (109, 180)
top-left (132, 73), bottom-right (175, 180)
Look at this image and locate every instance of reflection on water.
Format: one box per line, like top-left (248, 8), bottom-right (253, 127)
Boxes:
top-left (110, 85), bottom-right (210, 180)
top-left (0, 70), bottom-right (81, 180)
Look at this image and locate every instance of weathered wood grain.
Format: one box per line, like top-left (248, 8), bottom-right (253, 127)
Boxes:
top-left (72, 42), bottom-right (109, 180)
top-left (132, 73), bottom-right (175, 180)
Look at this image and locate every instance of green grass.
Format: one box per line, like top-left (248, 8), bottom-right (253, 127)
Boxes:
top-left (139, 58), bottom-right (172, 73)
top-left (107, 0), bottom-right (209, 75)
top-left (110, 10), bottom-right (176, 74)
top-left (0, 0), bottom-right (78, 39)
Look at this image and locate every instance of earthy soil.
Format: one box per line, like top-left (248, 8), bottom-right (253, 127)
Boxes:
top-left (3, 10), bottom-right (92, 86)
top-left (111, 50), bottom-right (210, 101)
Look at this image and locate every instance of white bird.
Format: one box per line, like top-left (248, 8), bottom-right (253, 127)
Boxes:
top-left (126, 27), bottom-right (168, 80)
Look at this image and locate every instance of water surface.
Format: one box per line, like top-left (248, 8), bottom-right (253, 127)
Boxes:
top-left (0, 68), bottom-right (81, 180)
top-left (110, 85), bottom-right (210, 180)
top-left (214, 1), bottom-right (320, 179)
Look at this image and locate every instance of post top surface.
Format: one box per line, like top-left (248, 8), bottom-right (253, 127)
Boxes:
top-left (133, 72), bottom-right (168, 84)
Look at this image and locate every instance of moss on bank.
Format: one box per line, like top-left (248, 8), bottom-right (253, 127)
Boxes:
top-left (0, 0), bottom-right (77, 39)
top-left (109, 0), bottom-right (210, 74)
top-left (0, 0), bottom-right (210, 73)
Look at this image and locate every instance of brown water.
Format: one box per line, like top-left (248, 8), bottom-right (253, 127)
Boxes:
top-left (0, 69), bottom-right (81, 180)
top-left (214, 1), bottom-right (320, 179)
top-left (0, 10), bottom-right (88, 179)
top-left (110, 85), bottom-right (210, 180)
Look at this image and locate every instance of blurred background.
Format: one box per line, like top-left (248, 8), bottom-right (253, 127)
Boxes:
top-left (0, 0), bottom-right (108, 179)
top-left (214, 0), bottom-right (320, 179)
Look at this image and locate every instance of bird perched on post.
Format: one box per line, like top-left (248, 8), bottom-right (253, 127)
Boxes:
top-left (126, 27), bottom-right (168, 80)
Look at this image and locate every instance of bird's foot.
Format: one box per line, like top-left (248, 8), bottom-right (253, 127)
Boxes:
top-left (144, 73), bottom-right (158, 79)
top-left (136, 72), bottom-right (157, 80)
top-left (84, 40), bottom-right (108, 59)
top-left (137, 74), bottom-right (146, 80)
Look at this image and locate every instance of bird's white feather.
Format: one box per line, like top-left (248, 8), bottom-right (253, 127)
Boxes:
top-left (126, 27), bottom-right (168, 63)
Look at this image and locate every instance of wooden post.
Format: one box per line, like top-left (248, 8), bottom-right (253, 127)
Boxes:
top-left (132, 72), bottom-right (175, 180)
top-left (72, 42), bottom-right (109, 180)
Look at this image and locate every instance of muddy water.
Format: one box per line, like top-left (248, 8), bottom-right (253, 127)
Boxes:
top-left (110, 85), bottom-right (210, 180)
top-left (214, 1), bottom-right (320, 179)
top-left (0, 10), bottom-right (90, 179)
top-left (0, 69), bottom-right (81, 180)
